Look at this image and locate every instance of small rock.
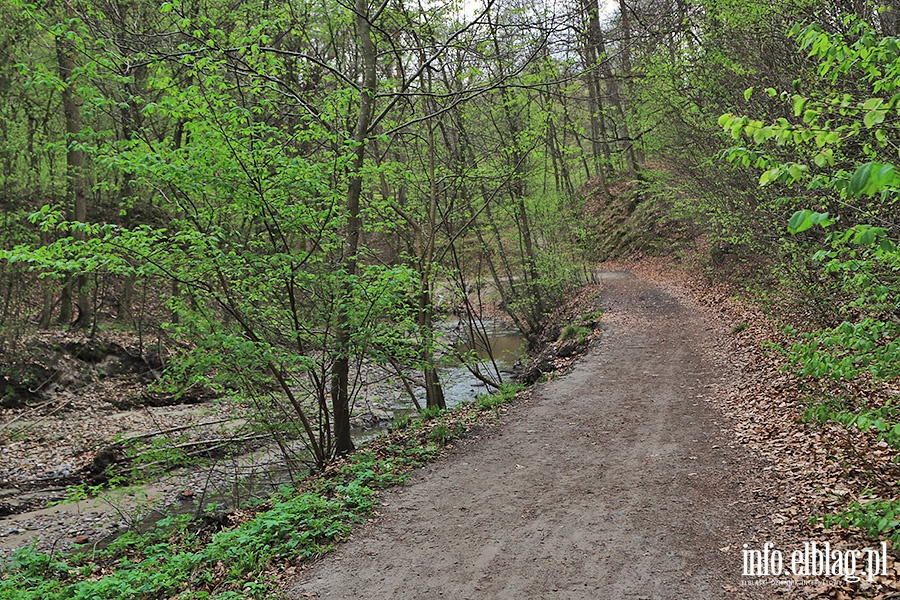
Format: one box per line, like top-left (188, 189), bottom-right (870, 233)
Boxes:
top-left (73, 535), bottom-right (89, 544)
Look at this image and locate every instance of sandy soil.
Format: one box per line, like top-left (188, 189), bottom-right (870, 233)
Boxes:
top-left (286, 271), bottom-right (777, 599)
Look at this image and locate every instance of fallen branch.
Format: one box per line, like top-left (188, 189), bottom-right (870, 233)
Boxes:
top-left (120, 418), bottom-right (237, 443)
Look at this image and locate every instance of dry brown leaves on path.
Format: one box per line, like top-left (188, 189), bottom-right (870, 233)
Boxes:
top-left (607, 257), bottom-right (900, 599)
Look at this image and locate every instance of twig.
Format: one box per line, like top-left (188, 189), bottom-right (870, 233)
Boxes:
top-left (120, 418), bottom-right (235, 442)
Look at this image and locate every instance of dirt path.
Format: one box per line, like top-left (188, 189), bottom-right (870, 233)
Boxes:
top-left (287, 271), bottom-right (774, 599)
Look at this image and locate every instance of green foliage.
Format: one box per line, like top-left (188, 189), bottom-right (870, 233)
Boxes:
top-left (822, 498), bottom-right (900, 547)
top-left (803, 396), bottom-right (900, 449)
top-left (419, 405), bottom-right (444, 421)
top-left (476, 382), bottom-right (522, 410)
top-left (391, 412), bottom-right (411, 431)
top-left (721, 16), bottom-right (900, 387)
top-left (0, 438), bottom-right (430, 599)
top-left (722, 15), bottom-right (900, 547)
top-left (427, 423), bottom-right (452, 444)
top-left (0, 400), bottom-right (499, 598)
top-left (559, 324), bottom-right (591, 345)
top-left (731, 322), bottom-right (748, 334)
top-left (578, 311), bottom-right (603, 326)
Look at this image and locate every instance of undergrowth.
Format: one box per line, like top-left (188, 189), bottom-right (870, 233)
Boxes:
top-left (477, 383), bottom-right (523, 410)
top-left (0, 383), bottom-right (524, 599)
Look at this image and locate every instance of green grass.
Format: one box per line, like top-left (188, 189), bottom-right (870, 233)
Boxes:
top-left (476, 383), bottom-right (523, 410)
top-left (559, 324), bottom-right (591, 345)
top-left (391, 412), bottom-right (411, 431)
top-left (578, 310), bottom-right (603, 325)
top-left (0, 453), bottom-right (404, 600)
top-left (420, 405), bottom-right (444, 420)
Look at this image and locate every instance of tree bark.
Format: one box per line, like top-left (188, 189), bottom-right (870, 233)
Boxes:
top-left (581, 0), bottom-right (612, 193)
top-left (56, 31), bottom-right (91, 329)
top-left (420, 119), bottom-right (445, 410)
top-left (330, 0), bottom-right (377, 456)
top-left (616, 0), bottom-right (643, 170)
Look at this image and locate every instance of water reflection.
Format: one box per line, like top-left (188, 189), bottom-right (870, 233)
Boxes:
top-left (350, 318), bottom-right (527, 443)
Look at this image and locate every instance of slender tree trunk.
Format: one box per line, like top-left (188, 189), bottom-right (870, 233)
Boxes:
top-left (117, 276), bottom-right (134, 324)
top-left (617, 0), bottom-right (643, 170)
top-left (39, 282), bottom-right (53, 328)
top-left (420, 120), bottom-right (445, 410)
top-left (581, 0), bottom-right (612, 193)
top-left (486, 15), bottom-right (544, 320)
top-left (330, 0), bottom-right (377, 456)
top-left (56, 33), bottom-right (91, 329)
top-left (57, 278), bottom-right (72, 325)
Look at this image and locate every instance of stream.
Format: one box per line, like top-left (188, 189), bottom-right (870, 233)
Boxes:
top-left (350, 318), bottom-right (527, 442)
top-left (0, 319), bottom-right (527, 557)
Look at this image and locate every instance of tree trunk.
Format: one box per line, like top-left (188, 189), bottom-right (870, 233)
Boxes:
top-left (420, 121), bottom-right (445, 410)
top-left (581, 0), bottom-right (612, 193)
top-left (330, 0), bottom-right (377, 456)
top-left (487, 14), bottom-right (544, 321)
top-left (56, 33), bottom-right (91, 329)
top-left (616, 0), bottom-right (643, 170)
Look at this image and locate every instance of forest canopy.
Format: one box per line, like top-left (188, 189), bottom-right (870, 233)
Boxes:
top-left (0, 0), bottom-right (897, 467)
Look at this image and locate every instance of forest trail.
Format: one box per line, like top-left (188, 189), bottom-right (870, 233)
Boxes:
top-left (287, 271), bottom-right (772, 599)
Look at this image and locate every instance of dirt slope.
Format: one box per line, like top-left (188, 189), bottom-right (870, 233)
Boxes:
top-left (287, 271), bottom-right (773, 599)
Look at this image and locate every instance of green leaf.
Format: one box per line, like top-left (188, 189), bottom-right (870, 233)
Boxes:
top-left (787, 164), bottom-right (806, 181)
top-left (849, 162), bottom-right (874, 196)
top-left (809, 211), bottom-right (834, 227)
top-left (858, 228), bottom-right (876, 245)
top-left (759, 168), bottom-right (779, 186)
top-left (864, 109), bottom-right (886, 128)
top-left (863, 97), bottom-right (884, 110)
top-left (875, 163), bottom-right (895, 186)
top-left (788, 210), bottom-right (814, 234)
top-left (813, 149), bottom-right (833, 168)
top-left (744, 87), bottom-right (754, 101)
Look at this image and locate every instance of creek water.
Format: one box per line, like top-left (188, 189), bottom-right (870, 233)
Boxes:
top-left (349, 318), bottom-right (527, 443)
top-left (0, 320), bottom-right (528, 555)
top-left (115, 320), bottom-right (527, 545)
top-left (439, 317), bottom-right (527, 405)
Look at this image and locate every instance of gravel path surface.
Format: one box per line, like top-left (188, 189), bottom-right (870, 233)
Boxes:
top-left (287, 271), bottom-right (775, 599)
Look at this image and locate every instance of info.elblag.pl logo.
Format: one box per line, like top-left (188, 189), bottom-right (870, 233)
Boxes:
top-left (742, 541), bottom-right (889, 583)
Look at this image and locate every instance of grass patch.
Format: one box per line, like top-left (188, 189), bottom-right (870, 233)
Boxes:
top-left (1, 452), bottom-right (403, 600)
top-left (427, 423), bottom-right (467, 445)
top-left (578, 310), bottom-right (603, 326)
top-left (420, 405), bottom-right (444, 421)
top-left (559, 324), bottom-right (591, 345)
top-left (391, 412), bottom-right (411, 431)
top-left (476, 383), bottom-right (523, 410)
